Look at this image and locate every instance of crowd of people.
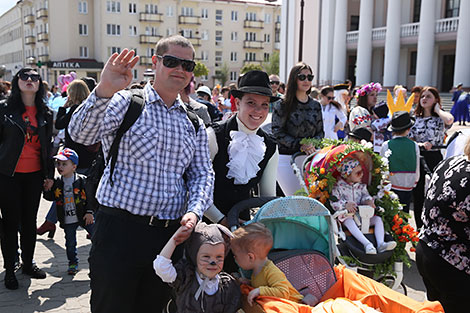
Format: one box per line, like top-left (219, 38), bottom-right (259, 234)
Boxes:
top-left (0, 34), bottom-right (468, 313)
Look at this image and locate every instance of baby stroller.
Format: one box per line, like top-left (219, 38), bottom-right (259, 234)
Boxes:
top-left (291, 142), bottom-right (409, 294)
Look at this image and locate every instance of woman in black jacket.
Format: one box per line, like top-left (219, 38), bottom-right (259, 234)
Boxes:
top-left (0, 67), bottom-right (54, 289)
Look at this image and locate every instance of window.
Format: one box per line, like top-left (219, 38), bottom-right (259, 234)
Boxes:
top-left (412, 0), bottom-right (421, 22)
top-left (108, 46), bottom-right (121, 56)
top-left (106, 1), bottom-right (121, 13)
top-left (215, 51), bottom-right (223, 63)
top-left (264, 53), bottom-right (270, 62)
top-left (264, 13), bottom-right (271, 23)
top-left (133, 69), bottom-right (138, 80)
top-left (201, 51), bottom-right (208, 61)
top-left (201, 75), bottom-right (208, 81)
top-left (129, 25), bottom-right (137, 36)
top-left (107, 24), bottom-right (121, 36)
top-left (146, 26), bottom-right (158, 36)
top-left (201, 30), bottom-right (209, 40)
top-left (350, 16), bottom-right (359, 31)
top-left (245, 32), bottom-right (256, 41)
top-left (147, 47), bottom-right (155, 56)
top-left (129, 3), bottom-right (137, 14)
top-left (145, 4), bottom-right (158, 14)
top-left (166, 27), bottom-right (175, 36)
top-left (215, 30), bottom-right (223, 45)
top-left (201, 8), bottom-right (208, 19)
top-left (445, 0), bottom-right (460, 18)
top-left (167, 6), bottom-right (174, 17)
top-left (230, 71), bottom-right (237, 81)
top-left (409, 51), bottom-right (417, 75)
top-left (231, 31), bottom-right (238, 41)
top-left (231, 11), bottom-right (238, 21)
top-left (79, 46), bottom-right (88, 58)
top-left (230, 52), bottom-right (237, 62)
top-left (78, 1), bottom-right (88, 14)
top-left (264, 34), bottom-right (270, 43)
top-left (78, 24), bottom-right (88, 35)
top-left (181, 7), bottom-right (194, 16)
top-left (246, 12), bottom-right (256, 21)
top-left (245, 52), bottom-right (256, 61)
top-left (215, 10), bottom-right (223, 24)
top-left (182, 29), bottom-right (193, 38)
top-left (276, 15), bottom-right (281, 23)
top-left (275, 30), bottom-right (280, 42)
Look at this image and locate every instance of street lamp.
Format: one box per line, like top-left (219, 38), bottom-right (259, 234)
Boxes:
top-left (299, 0), bottom-right (305, 61)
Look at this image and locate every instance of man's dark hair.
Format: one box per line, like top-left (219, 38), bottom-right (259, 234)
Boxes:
top-left (156, 35), bottom-right (195, 59)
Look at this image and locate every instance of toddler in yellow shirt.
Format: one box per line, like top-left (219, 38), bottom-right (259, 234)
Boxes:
top-left (231, 222), bottom-right (318, 307)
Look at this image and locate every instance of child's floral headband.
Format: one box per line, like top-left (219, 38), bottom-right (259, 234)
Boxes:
top-left (356, 82), bottom-right (382, 98)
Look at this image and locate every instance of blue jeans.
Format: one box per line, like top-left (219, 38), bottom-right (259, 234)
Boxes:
top-left (63, 222), bottom-right (94, 265)
top-left (45, 201), bottom-right (58, 223)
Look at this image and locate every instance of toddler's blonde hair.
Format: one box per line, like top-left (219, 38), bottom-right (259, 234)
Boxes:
top-left (231, 222), bottom-right (273, 259)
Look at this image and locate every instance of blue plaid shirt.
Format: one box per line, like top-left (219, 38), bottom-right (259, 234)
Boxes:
top-left (68, 83), bottom-right (214, 219)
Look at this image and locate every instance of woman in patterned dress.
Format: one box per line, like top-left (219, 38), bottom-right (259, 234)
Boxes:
top-left (272, 62), bottom-right (324, 196)
top-left (409, 86), bottom-right (454, 229)
top-left (416, 137), bottom-right (470, 313)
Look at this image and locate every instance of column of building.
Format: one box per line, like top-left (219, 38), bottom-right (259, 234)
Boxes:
top-left (331, 0), bottom-right (347, 84)
top-left (415, 0), bottom-right (436, 86)
top-left (318, 0), bottom-right (336, 85)
top-left (355, 0), bottom-right (374, 86)
top-left (383, 0), bottom-right (401, 87)
top-left (453, 0), bottom-right (470, 88)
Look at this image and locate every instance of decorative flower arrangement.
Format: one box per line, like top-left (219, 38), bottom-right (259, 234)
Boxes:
top-left (356, 82), bottom-right (382, 97)
top-left (300, 138), bottom-right (418, 278)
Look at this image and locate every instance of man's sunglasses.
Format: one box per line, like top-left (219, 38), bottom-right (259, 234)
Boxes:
top-left (270, 80), bottom-right (280, 85)
top-left (19, 72), bottom-right (40, 82)
top-left (297, 74), bottom-right (314, 81)
top-left (326, 96), bottom-right (335, 100)
top-left (157, 55), bottom-right (196, 72)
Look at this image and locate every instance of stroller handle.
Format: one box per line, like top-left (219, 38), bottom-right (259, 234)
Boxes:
top-left (226, 196), bottom-right (278, 231)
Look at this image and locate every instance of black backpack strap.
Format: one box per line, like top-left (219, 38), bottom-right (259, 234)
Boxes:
top-left (107, 89), bottom-right (145, 185)
top-left (186, 108), bottom-right (200, 134)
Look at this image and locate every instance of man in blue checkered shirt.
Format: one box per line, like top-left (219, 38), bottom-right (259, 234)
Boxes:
top-left (68, 35), bottom-right (214, 313)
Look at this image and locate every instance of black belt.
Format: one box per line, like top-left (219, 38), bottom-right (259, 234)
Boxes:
top-left (99, 206), bottom-right (180, 228)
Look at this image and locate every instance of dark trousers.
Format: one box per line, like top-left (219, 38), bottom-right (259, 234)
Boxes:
top-left (0, 171), bottom-right (43, 270)
top-left (393, 190), bottom-right (412, 214)
top-left (416, 241), bottom-right (470, 313)
top-left (412, 150), bottom-right (442, 229)
top-left (89, 209), bottom-right (183, 313)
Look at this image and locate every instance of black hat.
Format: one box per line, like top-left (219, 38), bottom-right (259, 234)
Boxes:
top-left (373, 101), bottom-right (389, 119)
top-left (389, 111), bottom-right (415, 132)
top-left (334, 83), bottom-right (350, 91)
top-left (348, 126), bottom-right (373, 142)
top-left (231, 70), bottom-right (280, 103)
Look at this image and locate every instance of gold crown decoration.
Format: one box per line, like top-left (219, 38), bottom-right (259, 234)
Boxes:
top-left (387, 89), bottom-right (414, 115)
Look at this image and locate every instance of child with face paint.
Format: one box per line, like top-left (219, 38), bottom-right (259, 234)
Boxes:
top-left (153, 222), bottom-right (241, 313)
top-left (331, 158), bottom-right (397, 255)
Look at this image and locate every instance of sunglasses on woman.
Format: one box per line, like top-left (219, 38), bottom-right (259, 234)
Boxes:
top-left (19, 72), bottom-right (40, 82)
top-left (270, 80), bottom-right (280, 85)
top-left (157, 55), bottom-right (196, 72)
top-left (297, 74), bottom-right (314, 81)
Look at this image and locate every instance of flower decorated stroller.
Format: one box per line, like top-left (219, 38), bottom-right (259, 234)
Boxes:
top-left (226, 196), bottom-right (443, 313)
top-left (292, 140), bottom-right (420, 293)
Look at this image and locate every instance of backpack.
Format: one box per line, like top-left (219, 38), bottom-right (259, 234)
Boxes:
top-left (84, 89), bottom-right (201, 213)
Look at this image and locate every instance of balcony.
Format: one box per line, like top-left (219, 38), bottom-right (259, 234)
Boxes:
top-left (25, 35), bottom-right (36, 45)
top-left (243, 40), bottom-right (263, 49)
top-left (139, 12), bottom-right (163, 23)
top-left (38, 32), bottom-right (48, 42)
top-left (38, 54), bottom-right (49, 63)
top-left (140, 56), bottom-right (153, 65)
top-left (346, 30), bottom-right (359, 43)
top-left (178, 15), bottom-right (201, 25)
top-left (244, 20), bottom-right (264, 29)
top-left (274, 42), bottom-right (280, 50)
top-left (243, 60), bottom-right (263, 66)
top-left (275, 21), bottom-right (281, 30)
top-left (401, 22), bottom-right (420, 37)
top-left (188, 37), bottom-right (201, 47)
top-left (435, 17), bottom-right (458, 33)
top-left (372, 27), bottom-right (386, 41)
top-left (24, 14), bottom-right (35, 24)
top-left (36, 8), bottom-right (48, 19)
top-left (26, 56), bottom-right (36, 65)
top-left (139, 34), bottom-right (162, 44)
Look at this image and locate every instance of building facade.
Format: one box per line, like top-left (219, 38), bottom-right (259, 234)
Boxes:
top-left (281, 0), bottom-right (470, 91)
top-left (0, 0), bottom-right (280, 86)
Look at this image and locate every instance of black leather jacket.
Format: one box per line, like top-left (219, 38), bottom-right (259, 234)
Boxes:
top-left (0, 100), bottom-right (54, 178)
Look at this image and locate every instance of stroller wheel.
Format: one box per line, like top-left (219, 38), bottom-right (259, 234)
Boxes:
top-left (379, 276), bottom-right (408, 296)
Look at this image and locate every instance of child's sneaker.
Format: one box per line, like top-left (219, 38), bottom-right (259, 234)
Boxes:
top-left (67, 264), bottom-right (78, 275)
top-left (365, 243), bottom-right (377, 254)
top-left (377, 241), bottom-right (397, 253)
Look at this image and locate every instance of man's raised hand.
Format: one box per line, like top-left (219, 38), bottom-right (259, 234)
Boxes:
top-left (95, 49), bottom-right (140, 98)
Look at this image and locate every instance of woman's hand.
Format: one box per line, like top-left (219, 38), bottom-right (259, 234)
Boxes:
top-left (364, 199), bottom-right (376, 209)
top-left (301, 143), bottom-right (316, 155)
top-left (43, 179), bottom-right (53, 191)
top-left (83, 213), bottom-right (94, 225)
top-left (334, 122), bottom-right (344, 132)
top-left (345, 202), bottom-right (357, 213)
top-left (422, 141), bottom-right (433, 150)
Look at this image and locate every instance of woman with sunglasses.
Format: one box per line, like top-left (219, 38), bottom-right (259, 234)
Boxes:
top-left (0, 67), bottom-right (54, 289)
top-left (272, 62), bottom-right (324, 196)
top-left (319, 86), bottom-right (347, 140)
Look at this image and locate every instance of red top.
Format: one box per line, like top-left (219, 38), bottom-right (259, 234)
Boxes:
top-left (16, 106), bottom-right (42, 173)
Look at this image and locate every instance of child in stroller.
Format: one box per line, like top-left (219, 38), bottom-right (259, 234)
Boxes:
top-left (331, 158), bottom-right (397, 254)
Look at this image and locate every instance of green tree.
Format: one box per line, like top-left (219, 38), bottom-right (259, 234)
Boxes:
top-left (240, 63), bottom-right (264, 74)
top-left (214, 63), bottom-right (229, 86)
top-left (193, 62), bottom-right (209, 77)
top-left (263, 50), bottom-right (279, 75)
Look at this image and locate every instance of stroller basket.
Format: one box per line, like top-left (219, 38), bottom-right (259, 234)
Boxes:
top-left (270, 250), bottom-right (336, 302)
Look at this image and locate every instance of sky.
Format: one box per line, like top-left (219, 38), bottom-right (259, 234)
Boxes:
top-left (0, 0), bottom-right (17, 17)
